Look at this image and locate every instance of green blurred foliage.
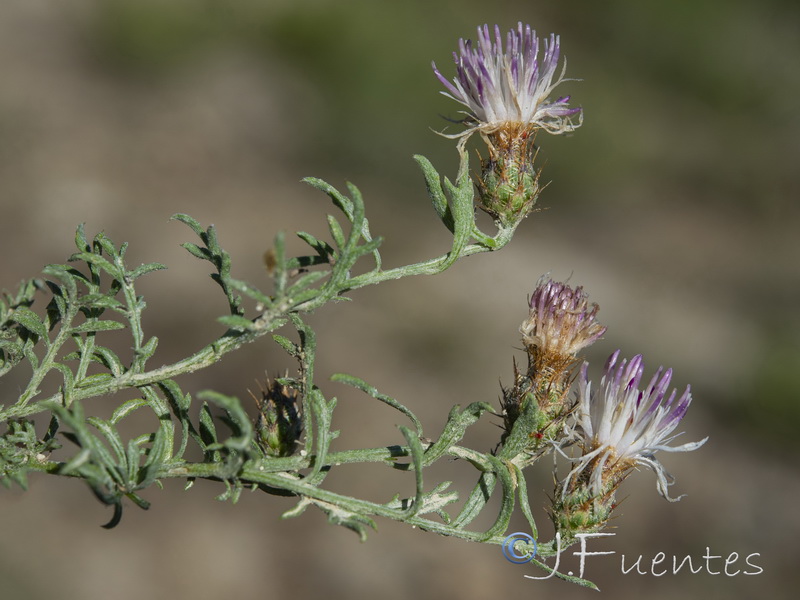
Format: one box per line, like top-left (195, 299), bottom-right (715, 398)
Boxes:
top-left (88, 0), bottom-right (235, 73)
top-left (739, 328), bottom-right (800, 449)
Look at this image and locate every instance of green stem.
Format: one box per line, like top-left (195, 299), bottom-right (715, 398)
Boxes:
top-left (327, 227), bottom-right (517, 296)
top-left (15, 302), bottom-right (80, 408)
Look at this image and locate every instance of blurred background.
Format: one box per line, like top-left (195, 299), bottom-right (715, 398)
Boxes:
top-left (1, 0), bottom-right (798, 598)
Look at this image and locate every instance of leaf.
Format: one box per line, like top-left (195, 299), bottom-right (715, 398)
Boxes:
top-left (100, 504), bottom-right (124, 530)
top-left (383, 481), bottom-right (459, 520)
top-left (513, 463), bottom-right (538, 540)
top-left (51, 362), bottom-right (75, 401)
top-left (68, 252), bottom-right (120, 278)
top-left (499, 393), bottom-right (546, 459)
top-left (227, 278), bottom-right (272, 306)
top-left (42, 265), bottom-right (81, 299)
top-left (302, 388), bottom-right (333, 486)
top-left (434, 144), bottom-right (475, 272)
top-left (197, 390), bottom-right (253, 455)
top-left (76, 294), bottom-right (124, 310)
top-left (0, 339), bottom-right (24, 368)
top-left (217, 315), bottom-right (256, 332)
top-left (198, 402), bottom-right (219, 455)
top-left (140, 425), bottom-right (169, 487)
top-left (422, 402), bottom-right (493, 466)
top-left (286, 271), bottom-right (328, 296)
top-left (398, 425), bottom-right (424, 518)
top-left (157, 379), bottom-right (192, 460)
top-left (45, 282), bottom-right (68, 324)
top-left (204, 225), bottom-right (222, 255)
top-left (476, 456), bottom-right (516, 542)
top-left (291, 497), bottom-right (377, 542)
top-left (70, 319), bottom-right (126, 334)
top-left (281, 497), bottom-right (312, 519)
top-left (138, 336), bottom-right (159, 361)
top-left (91, 346), bottom-right (125, 377)
top-left (326, 215), bottom-right (346, 248)
top-left (125, 439), bottom-right (142, 485)
top-left (331, 373), bottom-right (423, 437)
top-left (414, 154), bottom-right (453, 229)
top-left (272, 334), bottom-right (299, 357)
top-left (75, 223), bottom-right (90, 252)
top-left (110, 398), bottom-right (150, 425)
top-left (93, 232), bottom-right (120, 259)
top-left (296, 231), bottom-right (335, 261)
top-left (86, 417), bottom-right (126, 467)
top-left (350, 237), bottom-right (383, 259)
top-left (170, 213), bottom-right (205, 236)
top-left (159, 379), bottom-right (191, 414)
top-left (181, 242), bottom-right (211, 261)
top-left (303, 177), bottom-right (354, 216)
top-left (22, 341), bottom-right (40, 370)
top-left (128, 262), bottom-right (167, 280)
top-left (10, 307), bottom-right (48, 339)
top-left (60, 448), bottom-right (92, 476)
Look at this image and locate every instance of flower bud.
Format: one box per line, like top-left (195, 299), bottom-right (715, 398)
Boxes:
top-left (251, 375), bottom-right (302, 458)
top-left (475, 126), bottom-right (542, 226)
top-left (501, 276), bottom-right (605, 446)
top-left (520, 275), bottom-right (606, 363)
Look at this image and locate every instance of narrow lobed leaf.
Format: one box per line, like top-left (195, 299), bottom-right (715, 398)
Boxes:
top-left (128, 263), bottom-right (168, 280)
top-left (70, 319), bottom-right (126, 334)
top-left (217, 314), bottom-right (256, 332)
top-left (170, 213), bottom-right (206, 236)
top-left (10, 307), bottom-right (48, 339)
top-left (110, 398), bottom-right (151, 425)
top-left (74, 223), bottom-right (90, 253)
top-left (326, 215), bottom-right (346, 249)
top-left (331, 373), bottom-right (423, 437)
top-left (181, 242), bottom-right (212, 262)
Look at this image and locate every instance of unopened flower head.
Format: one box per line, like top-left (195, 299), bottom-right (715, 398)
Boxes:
top-left (520, 276), bottom-right (606, 362)
top-left (251, 375), bottom-right (303, 458)
top-left (565, 351), bottom-right (707, 501)
top-left (500, 277), bottom-right (604, 446)
top-left (433, 22), bottom-right (582, 139)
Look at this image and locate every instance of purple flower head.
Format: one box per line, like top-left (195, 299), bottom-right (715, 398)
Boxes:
top-left (565, 351), bottom-right (707, 501)
top-left (520, 275), bottom-right (606, 358)
top-left (433, 23), bottom-right (583, 137)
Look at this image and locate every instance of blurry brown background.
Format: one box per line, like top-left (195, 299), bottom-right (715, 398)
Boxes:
top-left (1, 0), bottom-right (799, 598)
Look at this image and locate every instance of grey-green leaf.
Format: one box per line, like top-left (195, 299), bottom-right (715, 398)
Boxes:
top-left (128, 263), bottom-right (167, 280)
top-left (71, 319), bottom-right (126, 334)
top-left (217, 315), bottom-right (256, 332)
top-left (10, 308), bottom-right (48, 338)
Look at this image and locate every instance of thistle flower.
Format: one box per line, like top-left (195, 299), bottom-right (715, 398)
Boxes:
top-left (432, 22), bottom-right (582, 138)
top-left (520, 275), bottom-right (606, 363)
top-left (551, 351), bottom-right (706, 537)
top-left (433, 24), bottom-right (582, 225)
top-left (501, 277), bottom-right (604, 449)
top-left (565, 351), bottom-right (708, 502)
